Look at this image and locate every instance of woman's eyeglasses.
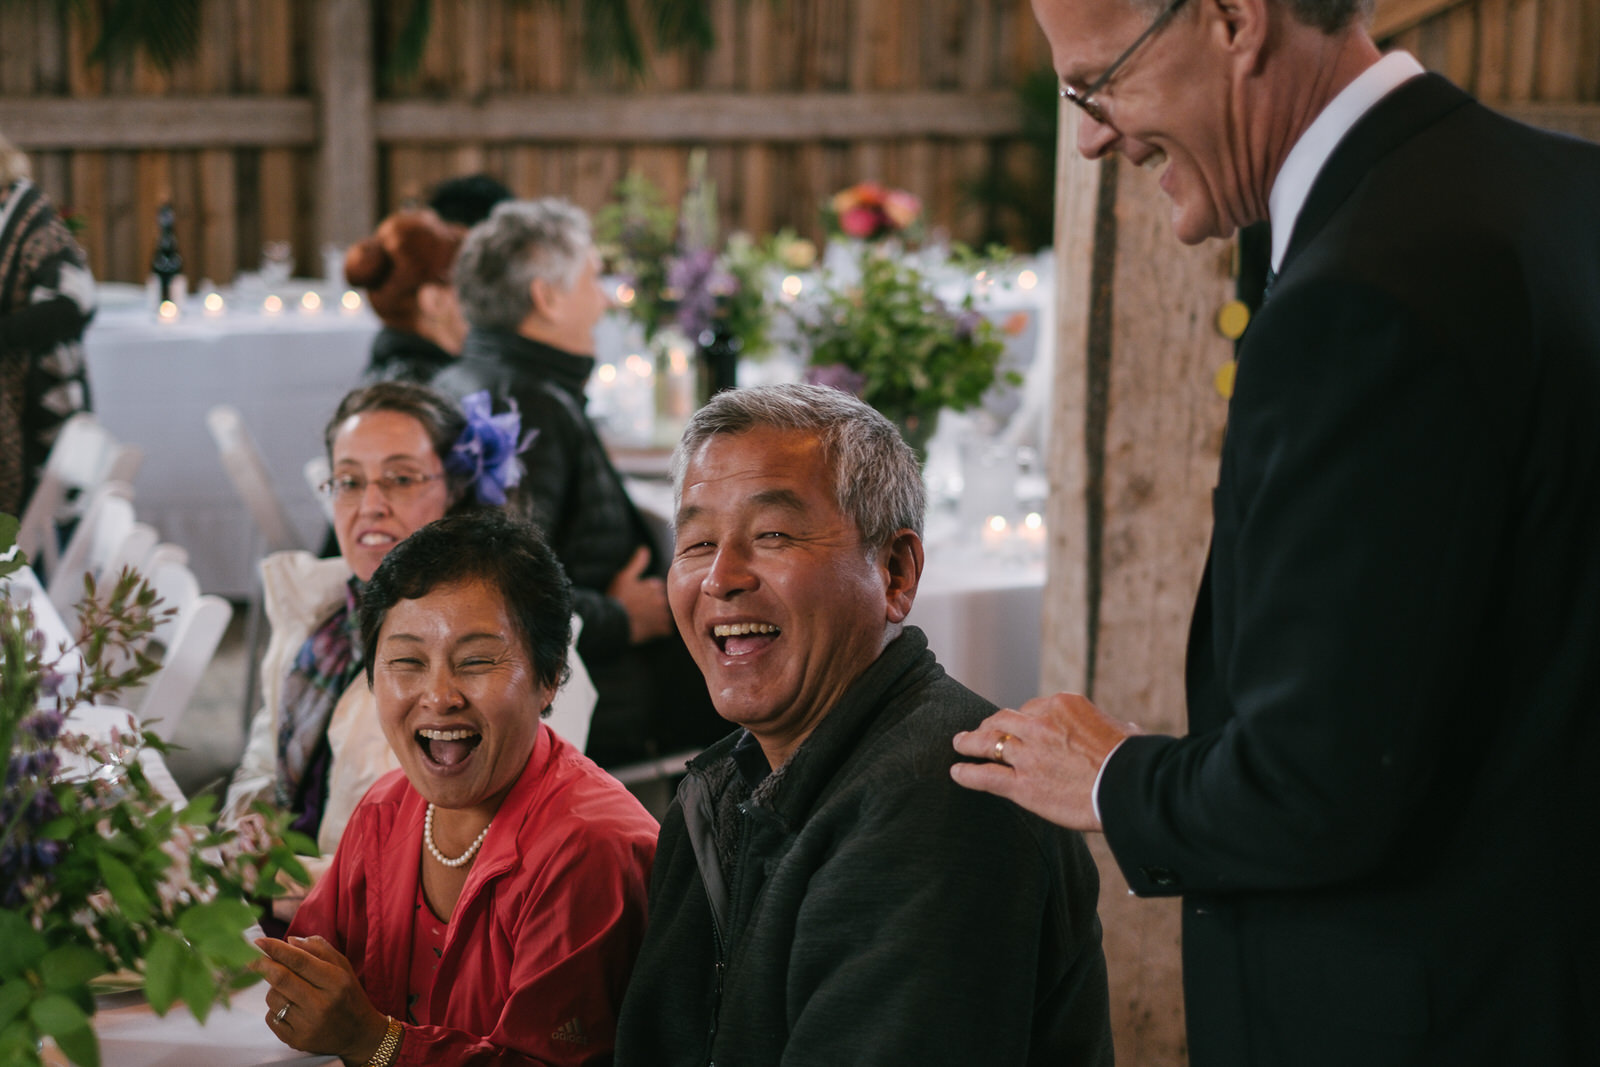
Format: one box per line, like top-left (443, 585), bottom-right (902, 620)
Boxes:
top-left (318, 471), bottom-right (444, 504)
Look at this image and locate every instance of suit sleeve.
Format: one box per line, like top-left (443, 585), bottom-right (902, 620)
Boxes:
top-left (1101, 279), bottom-right (1507, 896)
top-left (779, 775), bottom-right (1108, 1066)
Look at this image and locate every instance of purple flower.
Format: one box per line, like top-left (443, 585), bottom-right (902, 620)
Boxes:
top-left (447, 391), bottom-right (537, 507)
top-left (804, 363), bottom-right (869, 398)
top-left (667, 248), bottom-right (737, 341)
top-left (18, 709), bottom-right (64, 747)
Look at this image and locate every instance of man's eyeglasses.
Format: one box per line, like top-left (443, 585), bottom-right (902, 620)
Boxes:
top-left (1058, 0), bottom-right (1191, 126)
top-left (318, 471), bottom-right (444, 504)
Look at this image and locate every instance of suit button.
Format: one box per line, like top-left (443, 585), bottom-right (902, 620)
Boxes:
top-left (1140, 866), bottom-right (1180, 888)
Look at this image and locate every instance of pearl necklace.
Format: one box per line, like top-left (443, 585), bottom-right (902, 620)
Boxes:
top-left (424, 803), bottom-right (491, 868)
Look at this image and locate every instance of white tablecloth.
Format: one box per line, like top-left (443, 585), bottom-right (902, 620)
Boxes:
top-left (910, 542), bottom-right (1045, 711)
top-left (84, 298), bottom-right (379, 598)
top-left (43, 981), bottom-right (333, 1067)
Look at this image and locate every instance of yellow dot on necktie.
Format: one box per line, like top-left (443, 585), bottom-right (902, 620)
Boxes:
top-left (1216, 299), bottom-right (1250, 340)
top-left (1214, 360), bottom-right (1237, 399)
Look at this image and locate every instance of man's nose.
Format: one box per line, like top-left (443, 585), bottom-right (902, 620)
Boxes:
top-left (1075, 111), bottom-right (1121, 160)
top-left (702, 545), bottom-right (756, 599)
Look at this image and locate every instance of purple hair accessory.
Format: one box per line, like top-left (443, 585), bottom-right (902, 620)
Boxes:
top-left (447, 390), bottom-right (536, 507)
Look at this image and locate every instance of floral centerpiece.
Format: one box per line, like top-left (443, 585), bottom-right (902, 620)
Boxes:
top-left (0, 515), bottom-right (310, 1067)
top-left (822, 181), bottom-right (924, 244)
top-left (796, 247), bottom-right (1017, 460)
top-left (596, 152), bottom-right (796, 399)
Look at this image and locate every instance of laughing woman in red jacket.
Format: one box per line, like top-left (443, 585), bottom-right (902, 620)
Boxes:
top-left (253, 511), bottom-right (657, 1066)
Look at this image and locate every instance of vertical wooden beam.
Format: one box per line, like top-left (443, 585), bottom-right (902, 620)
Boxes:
top-left (257, 0), bottom-right (296, 273)
top-left (1042, 107), bottom-right (1097, 754)
top-left (1046, 91), bottom-right (1232, 1062)
top-left (318, 0), bottom-right (377, 252)
top-left (740, 0), bottom-right (777, 235)
top-left (1476, 0), bottom-right (1510, 100)
top-left (1505, 0), bottom-right (1541, 100)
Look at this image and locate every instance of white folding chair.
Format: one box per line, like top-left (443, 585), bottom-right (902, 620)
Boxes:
top-left (46, 481), bottom-right (138, 618)
top-left (205, 405), bottom-right (304, 555)
top-left (206, 404), bottom-right (306, 730)
top-left (134, 556), bottom-right (233, 744)
top-left (542, 616), bottom-right (598, 752)
top-left (16, 413), bottom-right (144, 579)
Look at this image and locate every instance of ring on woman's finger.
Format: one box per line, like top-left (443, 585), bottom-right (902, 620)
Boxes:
top-left (993, 733), bottom-right (1012, 766)
top-left (274, 1003), bottom-right (290, 1024)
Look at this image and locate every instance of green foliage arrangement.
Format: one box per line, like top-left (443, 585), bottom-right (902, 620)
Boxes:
top-left (797, 248), bottom-right (1016, 440)
top-left (0, 517), bottom-right (311, 1067)
top-left (18, 0), bottom-right (753, 78)
top-left (595, 155), bottom-right (808, 360)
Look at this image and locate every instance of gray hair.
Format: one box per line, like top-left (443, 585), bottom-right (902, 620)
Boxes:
top-left (453, 198), bottom-right (592, 332)
top-left (0, 132), bottom-right (30, 186)
top-left (1127, 0), bottom-right (1372, 33)
top-left (672, 383), bottom-right (926, 549)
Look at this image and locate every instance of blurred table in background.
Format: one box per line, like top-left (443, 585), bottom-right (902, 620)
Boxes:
top-left (84, 285), bottom-right (379, 598)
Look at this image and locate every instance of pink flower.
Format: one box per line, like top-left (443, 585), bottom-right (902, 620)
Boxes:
top-left (839, 206), bottom-right (883, 239)
top-left (883, 189), bottom-right (921, 230)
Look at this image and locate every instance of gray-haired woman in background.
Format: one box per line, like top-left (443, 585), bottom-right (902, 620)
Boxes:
top-left (432, 198), bottom-right (723, 770)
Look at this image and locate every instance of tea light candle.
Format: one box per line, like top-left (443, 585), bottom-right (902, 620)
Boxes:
top-left (1019, 512), bottom-right (1046, 549)
top-left (1017, 269), bottom-right (1038, 290)
top-left (263, 295), bottom-right (284, 314)
top-left (981, 514), bottom-right (1011, 552)
top-left (341, 290), bottom-right (363, 312)
top-left (781, 275), bottom-right (804, 300)
top-left (300, 291), bottom-right (323, 312)
top-left (157, 300), bottom-right (180, 322)
top-left (203, 291), bottom-right (225, 315)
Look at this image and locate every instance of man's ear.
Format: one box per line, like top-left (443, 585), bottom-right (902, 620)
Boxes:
top-left (1209, 0), bottom-right (1269, 63)
top-left (882, 529), bottom-right (924, 624)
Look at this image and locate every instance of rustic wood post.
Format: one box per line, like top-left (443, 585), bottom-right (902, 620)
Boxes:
top-left (1042, 108), bottom-right (1235, 1066)
top-left (318, 0), bottom-right (377, 255)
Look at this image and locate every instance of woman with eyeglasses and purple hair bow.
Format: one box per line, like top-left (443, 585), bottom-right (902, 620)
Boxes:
top-left (221, 380), bottom-right (584, 929)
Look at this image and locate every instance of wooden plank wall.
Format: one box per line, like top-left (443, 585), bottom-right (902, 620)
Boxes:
top-left (0, 0), bottom-right (1053, 285)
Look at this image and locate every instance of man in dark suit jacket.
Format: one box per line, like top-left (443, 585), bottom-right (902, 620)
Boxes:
top-left (951, 0), bottom-right (1600, 1062)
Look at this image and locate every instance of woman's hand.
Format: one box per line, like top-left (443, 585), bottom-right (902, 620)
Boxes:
top-left (254, 934), bottom-right (391, 1064)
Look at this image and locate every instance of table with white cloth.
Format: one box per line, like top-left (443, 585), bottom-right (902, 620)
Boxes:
top-left (41, 982), bottom-right (334, 1067)
top-left (909, 541), bottom-right (1045, 712)
top-left (83, 292), bottom-right (380, 599)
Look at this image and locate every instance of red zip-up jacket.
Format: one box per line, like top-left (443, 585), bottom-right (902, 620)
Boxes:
top-left (290, 724), bottom-right (658, 1065)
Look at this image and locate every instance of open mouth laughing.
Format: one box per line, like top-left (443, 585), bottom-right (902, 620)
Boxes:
top-left (417, 726), bottom-right (482, 768)
top-left (712, 621), bottom-right (780, 656)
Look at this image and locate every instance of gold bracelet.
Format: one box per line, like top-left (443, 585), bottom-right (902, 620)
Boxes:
top-left (367, 1015), bottom-right (403, 1067)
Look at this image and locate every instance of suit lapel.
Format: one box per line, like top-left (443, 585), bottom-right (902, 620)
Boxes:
top-left (1280, 74), bottom-right (1472, 274)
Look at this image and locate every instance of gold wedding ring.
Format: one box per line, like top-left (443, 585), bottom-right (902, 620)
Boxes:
top-left (993, 733), bottom-right (1011, 766)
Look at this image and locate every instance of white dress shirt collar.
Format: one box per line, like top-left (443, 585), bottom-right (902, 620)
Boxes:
top-left (1268, 51), bottom-right (1426, 271)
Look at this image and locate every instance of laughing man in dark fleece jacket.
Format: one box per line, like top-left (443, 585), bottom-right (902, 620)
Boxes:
top-left (613, 383), bottom-right (1112, 1067)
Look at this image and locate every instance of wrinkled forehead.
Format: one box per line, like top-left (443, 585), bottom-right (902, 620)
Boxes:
top-left (1032, 0), bottom-right (1156, 75)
